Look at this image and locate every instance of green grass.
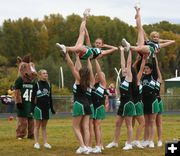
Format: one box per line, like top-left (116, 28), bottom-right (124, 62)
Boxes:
top-left (0, 115), bottom-right (179, 156)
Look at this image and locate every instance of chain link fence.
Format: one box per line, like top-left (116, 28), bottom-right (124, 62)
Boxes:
top-left (0, 95), bottom-right (179, 113)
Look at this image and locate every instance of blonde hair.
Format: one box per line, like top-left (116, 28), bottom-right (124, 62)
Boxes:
top-left (150, 31), bottom-right (159, 40)
top-left (38, 69), bottom-right (48, 81)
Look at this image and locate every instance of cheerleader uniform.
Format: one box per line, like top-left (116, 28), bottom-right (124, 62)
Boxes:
top-left (132, 84), bottom-right (144, 116)
top-left (72, 84), bottom-right (91, 117)
top-left (117, 77), bottom-right (136, 117)
top-left (141, 74), bottom-right (159, 114)
top-left (91, 82), bottom-right (107, 120)
top-left (145, 40), bottom-right (160, 57)
top-left (79, 47), bottom-right (101, 60)
top-left (31, 80), bottom-right (55, 120)
top-left (86, 86), bottom-right (94, 119)
top-left (155, 81), bottom-right (164, 114)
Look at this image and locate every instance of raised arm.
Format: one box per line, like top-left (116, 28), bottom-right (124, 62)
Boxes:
top-left (125, 50), bottom-right (132, 82)
top-left (119, 46), bottom-right (126, 77)
top-left (152, 55), bottom-right (158, 80)
top-left (101, 44), bottom-right (118, 55)
top-left (75, 53), bottom-right (82, 71)
top-left (137, 55), bottom-right (147, 84)
top-left (103, 44), bottom-right (118, 50)
top-left (132, 54), bottom-right (142, 69)
top-left (65, 53), bottom-right (80, 83)
top-left (94, 59), bottom-right (106, 88)
top-left (87, 58), bottom-right (95, 86)
top-left (159, 39), bottom-right (175, 48)
top-left (154, 54), bottom-right (162, 83)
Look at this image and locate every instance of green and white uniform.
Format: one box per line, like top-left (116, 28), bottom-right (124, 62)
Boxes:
top-left (15, 77), bottom-right (34, 118)
top-left (31, 80), bottom-right (54, 120)
top-left (92, 82), bottom-right (106, 120)
top-left (145, 40), bottom-right (160, 57)
top-left (155, 81), bottom-right (164, 114)
top-left (142, 74), bottom-right (159, 114)
top-left (72, 84), bottom-right (91, 117)
top-left (132, 84), bottom-right (144, 116)
top-left (79, 46), bottom-right (101, 60)
top-left (86, 87), bottom-right (94, 119)
top-left (117, 77), bottom-right (136, 117)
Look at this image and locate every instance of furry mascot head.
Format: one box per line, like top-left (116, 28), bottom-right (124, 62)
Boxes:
top-left (15, 54), bottom-right (37, 105)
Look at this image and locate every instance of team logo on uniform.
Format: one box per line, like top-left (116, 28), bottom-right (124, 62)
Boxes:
top-left (142, 79), bottom-right (149, 85)
top-left (37, 90), bottom-right (42, 95)
top-left (42, 88), bottom-right (49, 96)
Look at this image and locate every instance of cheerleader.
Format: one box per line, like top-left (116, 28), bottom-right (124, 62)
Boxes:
top-left (91, 59), bottom-right (107, 153)
top-left (152, 54), bottom-right (164, 147)
top-left (31, 69), bottom-right (55, 149)
top-left (106, 47), bottom-right (136, 150)
top-left (131, 54), bottom-right (148, 148)
top-left (56, 9), bottom-right (118, 60)
top-left (121, 5), bottom-right (175, 56)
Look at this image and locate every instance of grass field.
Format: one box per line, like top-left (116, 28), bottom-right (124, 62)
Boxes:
top-left (0, 115), bottom-right (179, 156)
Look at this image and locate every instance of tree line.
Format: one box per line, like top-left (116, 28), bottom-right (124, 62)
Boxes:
top-left (0, 13), bottom-right (179, 94)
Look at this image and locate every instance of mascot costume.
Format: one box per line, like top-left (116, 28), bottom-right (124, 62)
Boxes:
top-left (14, 54), bottom-right (37, 139)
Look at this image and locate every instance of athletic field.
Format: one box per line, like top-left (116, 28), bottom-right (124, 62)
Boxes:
top-left (0, 115), bottom-right (179, 156)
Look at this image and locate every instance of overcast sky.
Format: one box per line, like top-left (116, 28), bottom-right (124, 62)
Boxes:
top-left (0, 0), bottom-right (180, 26)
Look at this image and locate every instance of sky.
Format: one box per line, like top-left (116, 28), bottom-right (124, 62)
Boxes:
top-left (0, 0), bottom-right (180, 26)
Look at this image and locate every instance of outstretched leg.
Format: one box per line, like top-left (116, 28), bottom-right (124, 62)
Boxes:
top-left (135, 5), bottom-right (145, 46)
top-left (121, 38), bottom-right (150, 55)
top-left (56, 9), bottom-right (90, 55)
top-left (121, 6), bottom-right (150, 55)
top-left (75, 20), bottom-right (86, 47)
top-left (75, 8), bottom-right (90, 46)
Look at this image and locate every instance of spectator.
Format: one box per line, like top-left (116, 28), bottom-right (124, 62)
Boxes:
top-left (7, 85), bottom-right (15, 113)
top-left (107, 83), bottom-right (117, 112)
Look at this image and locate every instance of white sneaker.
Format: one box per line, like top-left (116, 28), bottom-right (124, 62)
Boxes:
top-left (88, 147), bottom-right (93, 153)
top-left (92, 146), bottom-right (102, 153)
top-left (121, 38), bottom-right (130, 52)
top-left (44, 143), bottom-right (52, 149)
top-left (132, 140), bottom-right (144, 148)
top-left (101, 146), bottom-right (104, 150)
top-left (56, 43), bottom-right (66, 57)
top-left (106, 142), bottom-right (118, 148)
top-left (157, 140), bottom-right (163, 147)
top-left (17, 137), bottom-right (22, 140)
top-left (76, 146), bottom-right (88, 154)
top-left (83, 146), bottom-right (93, 155)
top-left (123, 142), bottom-right (133, 150)
top-left (149, 141), bottom-right (155, 148)
top-left (83, 8), bottom-right (91, 18)
top-left (141, 140), bottom-right (150, 147)
top-left (34, 143), bottom-right (40, 149)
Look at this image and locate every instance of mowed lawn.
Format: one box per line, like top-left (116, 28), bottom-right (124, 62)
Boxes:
top-left (0, 115), bottom-right (179, 156)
